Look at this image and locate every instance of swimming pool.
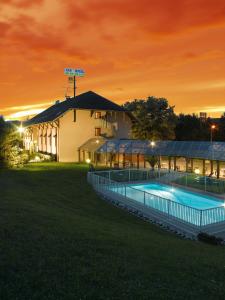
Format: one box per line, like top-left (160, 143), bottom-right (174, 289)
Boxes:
top-left (130, 183), bottom-right (223, 209)
top-left (110, 182), bottom-right (225, 226)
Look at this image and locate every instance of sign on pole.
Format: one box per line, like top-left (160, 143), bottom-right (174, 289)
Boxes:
top-left (64, 68), bottom-right (85, 98)
top-left (74, 69), bottom-right (85, 76)
top-left (64, 68), bottom-right (85, 77)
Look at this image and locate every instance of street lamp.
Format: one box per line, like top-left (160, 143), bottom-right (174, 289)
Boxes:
top-left (210, 124), bottom-right (216, 143)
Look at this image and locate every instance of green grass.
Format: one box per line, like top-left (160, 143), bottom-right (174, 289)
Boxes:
top-left (174, 174), bottom-right (225, 194)
top-left (1, 163), bottom-right (225, 299)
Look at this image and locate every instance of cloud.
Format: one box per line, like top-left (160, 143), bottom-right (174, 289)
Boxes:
top-left (0, 102), bottom-right (51, 120)
top-left (0, 102), bottom-right (52, 113)
top-left (5, 108), bottom-right (45, 120)
top-left (180, 80), bottom-right (225, 92)
top-left (1, 0), bottom-right (44, 8)
top-left (199, 106), bottom-right (225, 113)
top-left (0, 0), bottom-right (225, 118)
top-left (66, 0), bottom-right (225, 38)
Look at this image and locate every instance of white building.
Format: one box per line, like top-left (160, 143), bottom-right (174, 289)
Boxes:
top-left (24, 91), bottom-right (133, 162)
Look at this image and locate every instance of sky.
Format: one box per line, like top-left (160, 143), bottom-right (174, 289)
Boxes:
top-left (0, 0), bottom-right (225, 120)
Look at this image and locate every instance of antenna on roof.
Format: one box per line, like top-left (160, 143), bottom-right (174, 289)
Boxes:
top-left (64, 68), bottom-right (85, 98)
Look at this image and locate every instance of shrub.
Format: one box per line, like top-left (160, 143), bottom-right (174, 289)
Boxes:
top-left (0, 118), bottom-right (29, 168)
top-left (197, 232), bottom-right (223, 245)
top-left (29, 152), bottom-right (56, 162)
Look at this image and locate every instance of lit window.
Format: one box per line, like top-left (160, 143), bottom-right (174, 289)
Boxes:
top-left (95, 112), bottom-right (101, 119)
top-left (95, 128), bottom-right (101, 136)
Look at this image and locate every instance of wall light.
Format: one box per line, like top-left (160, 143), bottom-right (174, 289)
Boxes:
top-left (18, 126), bottom-right (25, 133)
top-left (194, 169), bottom-right (200, 174)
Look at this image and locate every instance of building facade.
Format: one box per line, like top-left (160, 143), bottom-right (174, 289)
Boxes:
top-left (24, 91), bottom-right (133, 162)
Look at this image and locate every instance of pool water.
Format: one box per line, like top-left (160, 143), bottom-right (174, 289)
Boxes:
top-left (130, 183), bottom-right (223, 210)
top-left (109, 182), bottom-right (225, 226)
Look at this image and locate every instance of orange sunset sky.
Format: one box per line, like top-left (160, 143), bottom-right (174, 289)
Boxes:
top-left (0, 0), bottom-right (225, 120)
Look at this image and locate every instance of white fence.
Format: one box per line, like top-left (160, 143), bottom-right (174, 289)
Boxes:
top-left (88, 170), bottom-right (225, 227)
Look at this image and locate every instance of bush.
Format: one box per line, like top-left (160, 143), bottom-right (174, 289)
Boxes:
top-left (6, 147), bottom-right (29, 168)
top-left (0, 118), bottom-right (29, 168)
top-left (29, 152), bottom-right (56, 162)
top-left (198, 232), bottom-right (223, 245)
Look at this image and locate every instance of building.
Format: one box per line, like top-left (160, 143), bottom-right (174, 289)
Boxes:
top-left (96, 139), bottom-right (225, 179)
top-left (24, 91), bottom-right (133, 162)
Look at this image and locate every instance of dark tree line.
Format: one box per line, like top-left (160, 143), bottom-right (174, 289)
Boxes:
top-left (175, 113), bottom-right (225, 141)
top-left (124, 97), bottom-right (225, 142)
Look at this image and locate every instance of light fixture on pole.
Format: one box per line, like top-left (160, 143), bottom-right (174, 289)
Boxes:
top-left (210, 124), bottom-right (216, 143)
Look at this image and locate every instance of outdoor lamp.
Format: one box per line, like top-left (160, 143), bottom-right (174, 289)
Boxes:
top-left (150, 141), bottom-right (155, 147)
top-left (18, 126), bottom-right (25, 133)
top-left (194, 169), bottom-right (200, 174)
top-left (86, 158), bottom-right (91, 164)
top-left (210, 124), bottom-right (216, 142)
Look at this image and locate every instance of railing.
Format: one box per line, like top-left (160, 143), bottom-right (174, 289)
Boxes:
top-left (87, 171), bottom-right (225, 227)
top-left (201, 205), bottom-right (225, 226)
top-left (91, 168), bottom-right (225, 194)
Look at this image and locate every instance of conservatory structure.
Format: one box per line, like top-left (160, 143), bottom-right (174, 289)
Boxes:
top-left (79, 139), bottom-right (225, 179)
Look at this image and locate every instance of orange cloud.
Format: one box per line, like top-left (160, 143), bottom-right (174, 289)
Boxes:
top-left (1, 0), bottom-right (44, 8)
top-left (0, 0), bottom-right (225, 119)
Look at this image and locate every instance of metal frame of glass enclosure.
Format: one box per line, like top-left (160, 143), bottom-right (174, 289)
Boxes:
top-left (97, 140), bottom-right (225, 162)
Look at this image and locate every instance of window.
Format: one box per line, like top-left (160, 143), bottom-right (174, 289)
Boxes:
top-left (73, 110), bottom-right (76, 122)
top-left (95, 127), bottom-right (101, 136)
top-left (95, 111), bottom-right (101, 119)
top-left (44, 133), bottom-right (47, 145)
top-left (54, 134), bottom-right (57, 148)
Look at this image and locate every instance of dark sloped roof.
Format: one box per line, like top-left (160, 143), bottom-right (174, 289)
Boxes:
top-left (25, 91), bottom-right (126, 126)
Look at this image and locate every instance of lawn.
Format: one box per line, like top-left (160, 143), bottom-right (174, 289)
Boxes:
top-left (174, 174), bottom-right (225, 194)
top-left (1, 163), bottom-right (225, 300)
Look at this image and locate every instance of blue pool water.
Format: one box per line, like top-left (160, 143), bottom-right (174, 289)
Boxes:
top-left (130, 183), bottom-right (223, 210)
top-left (109, 182), bottom-right (225, 225)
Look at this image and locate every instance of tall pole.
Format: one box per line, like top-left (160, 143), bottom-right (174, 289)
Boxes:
top-left (210, 124), bottom-right (216, 143)
top-left (74, 75), bottom-right (76, 98)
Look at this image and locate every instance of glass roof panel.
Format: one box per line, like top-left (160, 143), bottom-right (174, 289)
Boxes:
top-left (97, 140), bottom-right (225, 161)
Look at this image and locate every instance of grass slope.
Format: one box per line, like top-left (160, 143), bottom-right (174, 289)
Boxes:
top-left (0, 163), bottom-right (225, 300)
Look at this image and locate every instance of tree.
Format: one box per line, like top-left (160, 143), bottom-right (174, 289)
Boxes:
top-left (217, 113), bottom-right (225, 141)
top-left (123, 96), bottom-right (176, 140)
top-left (145, 155), bottom-right (159, 170)
top-left (175, 114), bottom-right (210, 141)
top-left (175, 114), bottom-right (225, 141)
top-left (0, 117), bottom-right (28, 168)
